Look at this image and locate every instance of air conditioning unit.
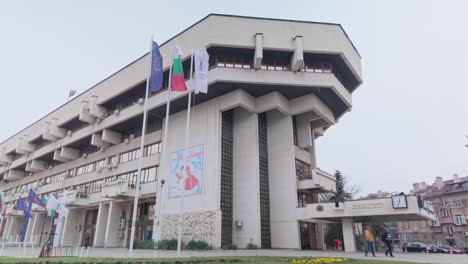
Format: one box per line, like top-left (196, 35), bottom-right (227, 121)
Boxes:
top-left (82, 153), bottom-right (88, 159)
top-left (119, 218), bottom-right (126, 229)
top-left (412, 228), bottom-right (418, 232)
top-left (97, 166), bottom-right (103, 173)
top-left (95, 118), bottom-right (101, 124)
top-left (235, 220), bottom-right (243, 228)
top-left (107, 164), bottom-right (113, 171)
top-left (67, 130), bottom-right (73, 137)
top-left (114, 109), bottom-right (120, 116)
top-left (112, 162), bottom-right (119, 168)
top-left (129, 134), bottom-right (135, 140)
top-left (102, 111), bottom-right (108, 118)
top-left (124, 138), bottom-right (130, 144)
top-left (464, 232), bottom-right (468, 237)
top-left (138, 98), bottom-right (144, 105)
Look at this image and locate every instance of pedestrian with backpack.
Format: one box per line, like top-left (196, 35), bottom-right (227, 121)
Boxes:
top-left (382, 228), bottom-right (394, 257)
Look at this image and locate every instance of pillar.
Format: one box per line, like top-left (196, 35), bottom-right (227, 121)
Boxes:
top-left (232, 108), bottom-right (261, 247)
top-left (2, 217), bottom-right (11, 240)
top-left (342, 217), bottom-right (356, 253)
top-left (105, 201), bottom-right (127, 247)
top-left (267, 110), bottom-right (300, 249)
top-left (94, 203), bottom-right (109, 247)
top-left (104, 201), bottom-right (114, 247)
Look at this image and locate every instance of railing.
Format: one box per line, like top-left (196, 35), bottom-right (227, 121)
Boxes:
top-left (0, 241), bottom-right (35, 257)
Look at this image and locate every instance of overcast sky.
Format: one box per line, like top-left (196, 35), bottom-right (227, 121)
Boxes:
top-left (1, 0), bottom-right (467, 195)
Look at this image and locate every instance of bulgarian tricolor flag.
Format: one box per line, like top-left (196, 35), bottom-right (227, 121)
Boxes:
top-left (170, 45), bottom-right (188, 92)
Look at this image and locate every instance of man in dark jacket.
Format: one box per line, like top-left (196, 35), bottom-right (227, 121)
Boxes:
top-left (382, 228), bottom-right (394, 257)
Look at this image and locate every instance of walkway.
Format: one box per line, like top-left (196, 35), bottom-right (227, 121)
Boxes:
top-left (1, 247), bottom-right (467, 264)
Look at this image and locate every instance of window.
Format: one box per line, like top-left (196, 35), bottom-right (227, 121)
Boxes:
top-left (144, 143), bottom-right (161, 156)
top-left (296, 160), bottom-right (312, 180)
top-left (419, 221), bottom-right (426, 227)
top-left (403, 222), bottom-right (409, 229)
top-left (440, 209), bottom-right (449, 217)
top-left (404, 234), bottom-right (411, 241)
top-left (452, 200), bottom-right (463, 208)
top-left (447, 226), bottom-right (454, 235)
top-left (76, 162), bottom-right (96, 176)
top-left (453, 215), bottom-right (466, 225)
top-left (292, 116), bottom-right (298, 146)
top-left (431, 219), bottom-right (440, 226)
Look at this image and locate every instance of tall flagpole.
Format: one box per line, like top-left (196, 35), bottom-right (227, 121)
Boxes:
top-left (128, 36), bottom-right (154, 258)
top-left (152, 54), bottom-right (174, 257)
top-left (176, 49), bottom-right (194, 258)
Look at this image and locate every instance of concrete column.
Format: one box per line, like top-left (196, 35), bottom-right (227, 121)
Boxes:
top-left (105, 201), bottom-right (127, 247)
top-left (94, 203), bottom-right (109, 247)
top-left (342, 217), bottom-right (356, 253)
top-left (28, 214), bottom-right (38, 243)
top-left (60, 215), bottom-right (69, 246)
top-left (232, 108), bottom-right (261, 248)
top-left (104, 201), bottom-right (114, 247)
top-left (267, 110), bottom-right (300, 249)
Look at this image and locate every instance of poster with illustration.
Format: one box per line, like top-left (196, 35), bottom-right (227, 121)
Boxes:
top-left (169, 145), bottom-right (204, 197)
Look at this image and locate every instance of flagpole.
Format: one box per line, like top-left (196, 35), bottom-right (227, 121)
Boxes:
top-left (128, 36), bottom-right (154, 258)
top-left (152, 54), bottom-right (174, 257)
top-left (176, 49), bottom-right (194, 258)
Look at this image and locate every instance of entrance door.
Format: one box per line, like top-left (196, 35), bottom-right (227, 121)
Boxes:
top-left (300, 221), bottom-right (317, 250)
top-left (82, 209), bottom-right (98, 247)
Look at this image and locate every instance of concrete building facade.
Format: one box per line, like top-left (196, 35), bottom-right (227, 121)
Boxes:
top-left (0, 14), bottom-right (433, 251)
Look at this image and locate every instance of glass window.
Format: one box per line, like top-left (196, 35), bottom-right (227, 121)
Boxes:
top-left (403, 222), bottom-right (409, 229)
top-left (452, 200), bottom-right (463, 208)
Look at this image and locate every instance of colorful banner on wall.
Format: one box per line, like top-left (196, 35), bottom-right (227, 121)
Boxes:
top-left (169, 145), bottom-right (204, 197)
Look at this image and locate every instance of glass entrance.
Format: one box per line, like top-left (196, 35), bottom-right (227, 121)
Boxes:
top-left (300, 221), bottom-right (317, 250)
top-left (81, 209), bottom-right (98, 247)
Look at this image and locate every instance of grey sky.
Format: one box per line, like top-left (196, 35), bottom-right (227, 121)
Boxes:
top-left (1, 0), bottom-right (467, 195)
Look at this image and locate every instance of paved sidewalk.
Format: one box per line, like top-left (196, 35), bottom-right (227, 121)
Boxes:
top-left (1, 247), bottom-right (467, 264)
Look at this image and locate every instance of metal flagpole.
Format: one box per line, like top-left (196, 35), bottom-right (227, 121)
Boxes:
top-left (176, 49), bottom-right (194, 258)
top-left (152, 56), bottom-right (174, 257)
top-left (128, 36), bottom-right (154, 258)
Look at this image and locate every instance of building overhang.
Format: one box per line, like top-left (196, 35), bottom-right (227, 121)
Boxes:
top-left (297, 196), bottom-right (436, 223)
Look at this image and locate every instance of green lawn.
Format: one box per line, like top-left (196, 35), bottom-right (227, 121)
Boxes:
top-left (0, 257), bottom-right (427, 264)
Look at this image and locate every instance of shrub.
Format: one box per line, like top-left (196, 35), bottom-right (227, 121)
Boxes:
top-left (222, 243), bottom-right (238, 250)
top-left (157, 239), bottom-right (179, 250)
top-left (133, 239), bottom-right (154, 249)
top-left (246, 242), bottom-right (258, 250)
top-left (185, 240), bottom-right (212, 250)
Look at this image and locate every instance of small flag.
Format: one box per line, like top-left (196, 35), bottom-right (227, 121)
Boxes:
top-left (170, 45), bottom-right (188, 92)
top-left (150, 41), bottom-right (164, 93)
top-left (16, 198), bottom-right (31, 218)
top-left (68, 89), bottom-right (77, 98)
top-left (194, 48), bottom-right (209, 94)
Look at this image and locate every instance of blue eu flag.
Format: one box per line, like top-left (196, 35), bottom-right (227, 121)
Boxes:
top-left (150, 41), bottom-right (163, 93)
top-left (16, 197), bottom-right (31, 218)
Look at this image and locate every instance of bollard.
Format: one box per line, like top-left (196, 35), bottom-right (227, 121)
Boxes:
top-left (0, 243), bottom-right (4, 256)
top-left (23, 242), bottom-right (26, 257)
top-left (86, 246), bottom-right (90, 257)
top-left (80, 246), bottom-right (84, 257)
top-left (74, 246), bottom-right (79, 257)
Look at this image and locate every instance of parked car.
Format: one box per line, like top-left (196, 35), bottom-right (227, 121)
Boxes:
top-left (403, 242), bottom-right (430, 252)
top-left (439, 245), bottom-right (463, 254)
top-left (426, 244), bottom-right (448, 253)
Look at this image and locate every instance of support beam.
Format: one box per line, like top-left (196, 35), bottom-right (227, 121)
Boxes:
top-left (50, 119), bottom-right (67, 139)
top-left (79, 101), bottom-right (96, 124)
top-left (254, 33), bottom-right (263, 70)
top-left (342, 217), bottom-right (356, 253)
top-left (102, 129), bottom-right (122, 145)
top-left (60, 147), bottom-right (80, 160)
top-left (25, 160), bottom-right (48, 173)
top-left (5, 170), bottom-right (24, 180)
top-left (43, 122), bottom-right (58, 142)
top-left (53, 149), bottom-right (70, 162)
top-left (89, 96), bottom-right (109, 119)
top-left (91, 133), bottom-right (111, 148)
top-left (291, 36), bottom-right (304, 72)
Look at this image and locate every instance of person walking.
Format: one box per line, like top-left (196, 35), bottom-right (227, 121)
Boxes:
top-left (363, 226), bottom-right (376, 257)
top-left (84, 233), bottom-right (91, 249)
top-left (382, 228), bottom-right (394, 257)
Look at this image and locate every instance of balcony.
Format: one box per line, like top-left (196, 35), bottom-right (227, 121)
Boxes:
top-left (101, 178), bottom-right (132, 198)
top-left (297, 168), bottom-right (336, 193)
top-left (61, 190), bottom-right (101, 207)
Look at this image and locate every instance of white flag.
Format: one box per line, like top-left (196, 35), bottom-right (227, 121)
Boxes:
top-left (46, 194), bottom-right (69, 217)
top-left (194, 48), bottom-right (209, 94)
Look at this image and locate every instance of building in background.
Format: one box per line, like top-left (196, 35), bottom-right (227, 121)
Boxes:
top-left (396, 175), bottom-right (468, 247)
